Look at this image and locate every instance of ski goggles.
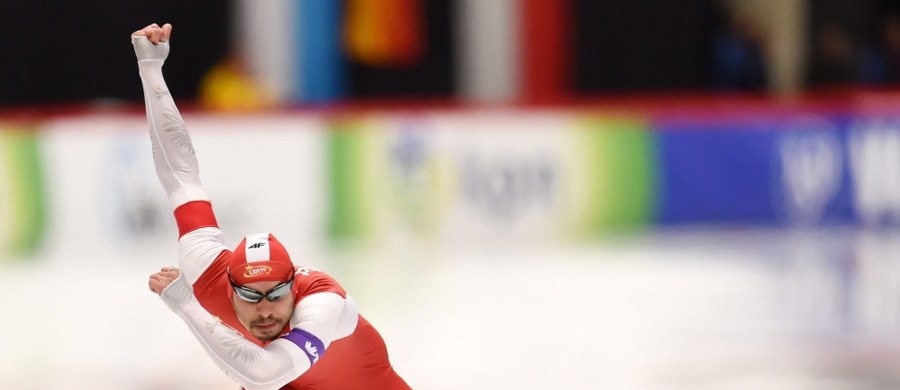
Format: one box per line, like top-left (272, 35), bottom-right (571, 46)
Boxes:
top-left (229, 275), bottom-right (294, 303)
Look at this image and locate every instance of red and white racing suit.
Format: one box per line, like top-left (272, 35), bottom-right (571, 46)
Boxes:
top-left (133, 33), bottom-right (410, 390)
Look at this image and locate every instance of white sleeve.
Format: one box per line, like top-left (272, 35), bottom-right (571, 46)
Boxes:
top-left (178, 227), bottom-right (229, 285)
top-left (161, 275), bottom-right (313, 390)
top-left (132, 35), bottom-right (209, 210)
top-left (159, 275), bottom-right (360, 389)
top-left (290, 292), bottom-right (359, 348)
top-left (134, 35), bottom-right (224, 284)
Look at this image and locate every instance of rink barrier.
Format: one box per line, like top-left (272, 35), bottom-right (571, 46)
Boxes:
top-left (3, 99), bottom-right (900, 258)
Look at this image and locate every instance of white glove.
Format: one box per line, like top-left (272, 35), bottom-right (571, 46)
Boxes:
top-left (132, 35), bottom-right (169, 62)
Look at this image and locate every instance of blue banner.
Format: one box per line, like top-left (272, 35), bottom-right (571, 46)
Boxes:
top-left (654, 113), bottom-right (867, 227)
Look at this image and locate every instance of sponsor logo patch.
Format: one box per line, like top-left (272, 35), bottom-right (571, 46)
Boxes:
top-left (243, 265), bottom-right (272, 278)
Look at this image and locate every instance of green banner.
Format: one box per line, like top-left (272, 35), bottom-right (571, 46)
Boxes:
top-left (326, 120), bottom-right (377, 241)
top-left (0, 126), bottom-right (47, 258)
top-left (566, 116), bottom-right (658, 236)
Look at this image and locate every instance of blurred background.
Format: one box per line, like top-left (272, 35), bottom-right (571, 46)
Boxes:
top-left (4, 0), bottom-right (900, 389)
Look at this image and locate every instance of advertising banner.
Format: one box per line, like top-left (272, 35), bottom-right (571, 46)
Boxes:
top-left (36, 114), bottom-right (325, 265)
top-left (655, 111), bottom-right (900, 227)
top-left (7, 105), bottom-right (900, 262)
top-left (324, 110), bottom-right (657, 248)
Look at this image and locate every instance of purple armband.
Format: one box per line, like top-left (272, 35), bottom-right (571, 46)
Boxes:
top-left (283, 328), bottom-right (325, 365)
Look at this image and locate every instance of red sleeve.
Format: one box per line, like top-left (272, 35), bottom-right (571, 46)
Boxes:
top-left (173, 200), bottom-right (219, 238)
